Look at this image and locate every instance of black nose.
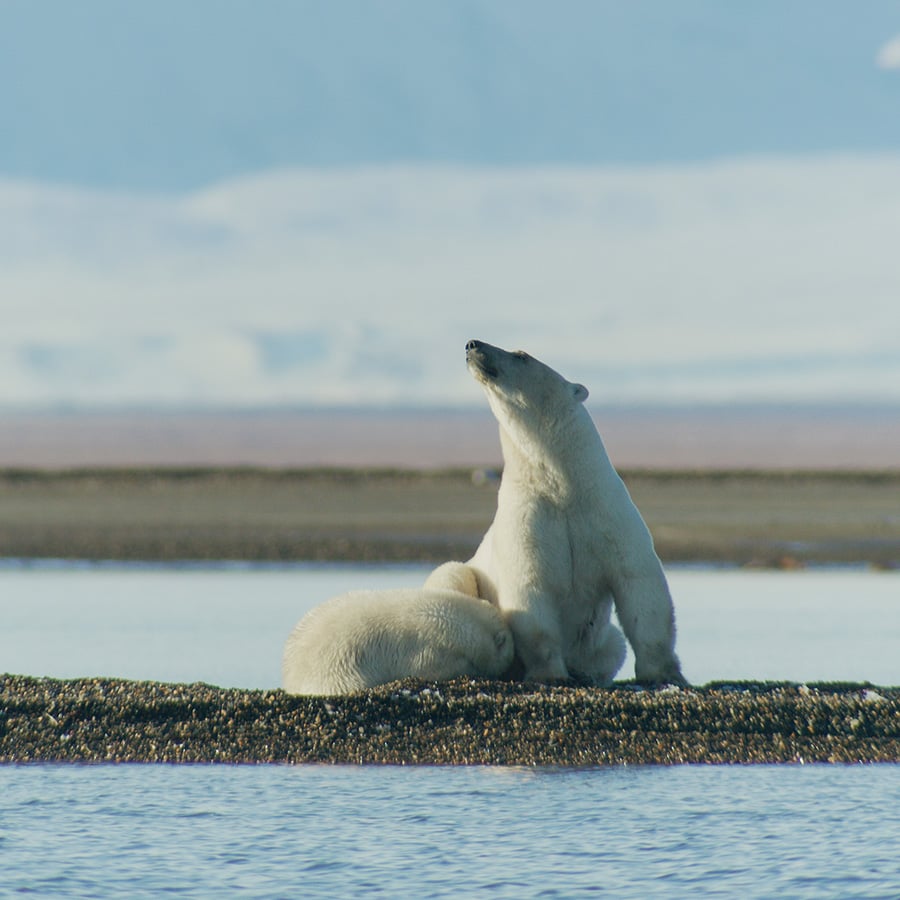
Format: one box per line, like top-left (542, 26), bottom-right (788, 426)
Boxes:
top-left (466, 339), bottom-right (481, 351)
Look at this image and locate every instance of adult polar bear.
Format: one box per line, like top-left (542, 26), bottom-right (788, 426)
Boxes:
top-left (282, 562), bottom-right (514, 695)
top-left (464, 339), bottom-right (685, 685)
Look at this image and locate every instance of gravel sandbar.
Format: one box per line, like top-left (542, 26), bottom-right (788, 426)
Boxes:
top-left (2, 675), bottom-right (898, 765)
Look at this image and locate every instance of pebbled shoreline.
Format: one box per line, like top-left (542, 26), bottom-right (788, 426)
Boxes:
top-left (3, 675), bottom-right (898, 765)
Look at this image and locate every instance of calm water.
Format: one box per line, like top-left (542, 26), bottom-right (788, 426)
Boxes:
top-left (2, 564), bottom-right (899, 898)
top-left (2, 764), bottom-right (899, 898)
top-left (1, 564), bottom-right (898, 687)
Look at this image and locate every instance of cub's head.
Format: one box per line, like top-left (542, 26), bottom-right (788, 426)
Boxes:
top-left (465, 340), bottom-right (588, 435)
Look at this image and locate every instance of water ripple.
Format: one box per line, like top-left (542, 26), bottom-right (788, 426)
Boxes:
top-left (0, 765), bottom-right (898, 898)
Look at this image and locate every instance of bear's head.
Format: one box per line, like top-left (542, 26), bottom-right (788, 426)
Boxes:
top-left (465, 339), bottom-right (589, 451)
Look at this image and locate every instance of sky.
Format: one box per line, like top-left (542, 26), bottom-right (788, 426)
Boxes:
top-left (2, 1), bottom-right (900, 409)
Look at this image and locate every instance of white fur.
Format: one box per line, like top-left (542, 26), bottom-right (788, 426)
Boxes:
top-left (464, 339), bottom-right (684, 685)
top-left (281, 563), bottom-right (514, 695)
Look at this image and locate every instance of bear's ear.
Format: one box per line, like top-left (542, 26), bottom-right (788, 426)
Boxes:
top-left (573, 382), bottom-right (589, 403)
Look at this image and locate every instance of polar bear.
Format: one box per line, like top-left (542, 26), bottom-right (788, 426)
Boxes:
top-left (464, 339), bottom-right (684, 686)
top-left (281, 562), bottom-right (514, 695)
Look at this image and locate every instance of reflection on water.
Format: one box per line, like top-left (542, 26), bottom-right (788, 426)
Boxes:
top-left (1, 564), bottom-right (898, 687)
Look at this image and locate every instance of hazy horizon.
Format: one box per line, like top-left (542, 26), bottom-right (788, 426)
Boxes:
top-left (3, 404), bottom-right (898, 470)
top-left (2, 4), bottom-right (899, 414)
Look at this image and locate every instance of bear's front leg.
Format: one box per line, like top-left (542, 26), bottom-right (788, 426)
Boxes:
top-left (612, 570), bottom-right (687, 686)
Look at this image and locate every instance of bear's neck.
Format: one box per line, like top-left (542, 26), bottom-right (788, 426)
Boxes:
top-left (497, 407), bottom-right (617, 500)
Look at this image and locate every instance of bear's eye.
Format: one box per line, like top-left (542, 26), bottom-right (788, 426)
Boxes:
top-left (512, 351), bottom-right (530, 362)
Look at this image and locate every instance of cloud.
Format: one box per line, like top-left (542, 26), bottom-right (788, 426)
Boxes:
top-left (1, 158), bottom-right (899, 408)
top-left (876, 35), bottom-right (900, 70)
top-left (254, 331), bottom-right (331, 375)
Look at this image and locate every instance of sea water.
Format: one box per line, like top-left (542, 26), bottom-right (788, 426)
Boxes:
top-left (1, 564), bottom-right (898, 687)
top-left (2, 564), bottom-right (899, 898)
top-left (2, 763), bottom-right (899, 898)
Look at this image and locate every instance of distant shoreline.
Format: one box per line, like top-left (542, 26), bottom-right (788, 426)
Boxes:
top-left (1, 467), bottom-right (897, 567)
top-left (2, 405), bottom-right (899, 470)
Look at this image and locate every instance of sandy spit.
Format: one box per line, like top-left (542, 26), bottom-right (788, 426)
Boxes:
top-left (2, 675), bottom-right (898, 766)
top-left (2, 468), bottom-right (899, 566)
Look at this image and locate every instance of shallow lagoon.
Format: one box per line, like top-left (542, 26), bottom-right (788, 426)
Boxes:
top-left (1, 564), bottom-right (898, 687)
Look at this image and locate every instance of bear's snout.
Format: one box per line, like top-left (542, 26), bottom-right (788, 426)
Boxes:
top-left (466, 340), bottom-right (500, 380)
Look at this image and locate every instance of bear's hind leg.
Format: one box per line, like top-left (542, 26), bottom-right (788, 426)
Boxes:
top-left (504, 607), bottom-right (569, 682)
top-left (569, 621), bottom-right (626, 686)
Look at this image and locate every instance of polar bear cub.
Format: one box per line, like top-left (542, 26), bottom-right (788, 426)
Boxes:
top-left (464, 339), bottom-right (684, 685)
top-left (281, 563), bottom-right (514, 695)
